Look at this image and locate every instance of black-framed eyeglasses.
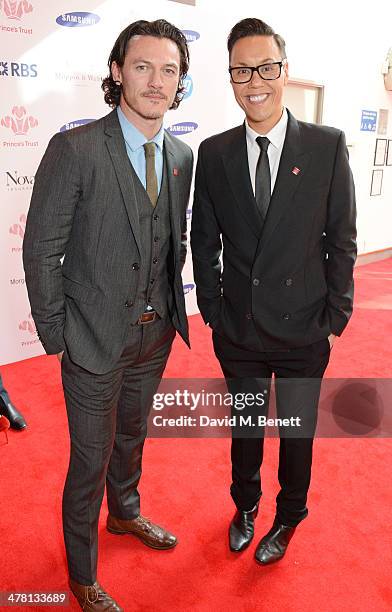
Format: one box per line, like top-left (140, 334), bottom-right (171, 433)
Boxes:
top-left (229, 60), bottom-right (287, 84)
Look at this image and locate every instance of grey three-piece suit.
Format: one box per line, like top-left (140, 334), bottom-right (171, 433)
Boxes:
top-left (23, 109), bottom-right (193, 583)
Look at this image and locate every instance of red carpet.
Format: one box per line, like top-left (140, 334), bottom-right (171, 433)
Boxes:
top-left (1, 258), bottom-right (391, 611)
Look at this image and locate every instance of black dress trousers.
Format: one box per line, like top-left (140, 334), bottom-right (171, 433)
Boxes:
top-left (212, 331), bottom-right (331, 527)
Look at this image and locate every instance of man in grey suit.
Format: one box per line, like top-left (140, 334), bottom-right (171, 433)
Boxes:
top-left (23, 19), bottom-right (193, 611)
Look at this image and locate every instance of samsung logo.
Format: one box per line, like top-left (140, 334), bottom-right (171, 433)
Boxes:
top-left (56, 12), bottom-right (100, 27)
top-left (182, 75), bottom-right (193, 100)
top-left (59, 118), bottom-right (95, 132)
top-left (183, 283), bottom-right (195, 295)
top-left (182, 30), bottom-right (200, 43)
top-left (167, 122), bottom-right (198, 136)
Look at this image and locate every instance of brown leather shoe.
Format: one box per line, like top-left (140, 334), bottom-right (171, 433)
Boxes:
top-left (106, 514), bottom-right (177, 550)
top-left (69, 579), bottom-right (123, 611)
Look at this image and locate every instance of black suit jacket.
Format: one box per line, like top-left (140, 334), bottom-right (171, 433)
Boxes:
top-left (191, 110), bottom-right (357, 351)
top-left (23, 110), bottom-right (193, 374)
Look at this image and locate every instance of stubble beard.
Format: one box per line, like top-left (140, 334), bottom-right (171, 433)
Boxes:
top-left (122, 91), bottom-right (169, 123)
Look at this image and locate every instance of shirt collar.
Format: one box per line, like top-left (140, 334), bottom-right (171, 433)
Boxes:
top-left (117, 106), bottom-right (164, 152)
top-left (245, 107), bottom-right (288, 150)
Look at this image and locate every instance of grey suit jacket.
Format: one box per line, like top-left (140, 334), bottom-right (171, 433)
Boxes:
top-left (23, 109), bottom-right (193, 374)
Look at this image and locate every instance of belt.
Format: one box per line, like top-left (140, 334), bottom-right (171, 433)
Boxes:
top-left (138, 310), bottom-right (159, 324)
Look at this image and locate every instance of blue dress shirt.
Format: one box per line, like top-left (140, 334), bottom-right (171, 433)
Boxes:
top-left (117, 106), bottom-right (164, 193)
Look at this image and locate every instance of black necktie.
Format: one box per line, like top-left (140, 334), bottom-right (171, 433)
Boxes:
top-left (255, 136), bottom-right (271, 220)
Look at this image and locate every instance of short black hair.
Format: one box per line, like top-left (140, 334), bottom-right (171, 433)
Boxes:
top-left (227, 17), bottom-right (286, 59)
top-left (102, 19), bottom-right (189, 109)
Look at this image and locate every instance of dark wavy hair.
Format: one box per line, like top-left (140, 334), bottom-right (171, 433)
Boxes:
top-left (102, 19), bottom-right (189, 109)
top-left (228, 18), bottom-right (286, 59)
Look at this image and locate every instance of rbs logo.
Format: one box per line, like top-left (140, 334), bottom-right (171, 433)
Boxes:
top-left (0, 61), bottom-right (38, 77)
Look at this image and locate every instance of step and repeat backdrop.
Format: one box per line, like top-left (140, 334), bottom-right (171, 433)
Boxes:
top-left (0, 0), bottom-right (235, 365)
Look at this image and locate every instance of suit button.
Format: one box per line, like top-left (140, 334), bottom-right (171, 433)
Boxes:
top-left (253, 278), bottom-right (260, 286)
top-left (153, 214), bottom-right (159, 221)
top-left (285, 278), bottom-right (293, 286)
top-left (132, 263), bottom-right (139, 271)
top-left (246, 313), bottom-right (252, 320)
top-left (153, 258), bottom-right (158, 264)
top-left (125, 300), bottom-right (133, 308)
top-left (154, 236), bottom-right (159, 242)
top-left (283, 313), bottom-right (290, 320)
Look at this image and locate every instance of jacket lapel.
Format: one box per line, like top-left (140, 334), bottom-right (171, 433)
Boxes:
top-left (256, 110), bottom-right (310, 255)
top-left (222, 126), bottom-right (263, 238)
top-left (104, 110), bottom-right (142, 255)
top-left (163, 131), bottom-right (181, 256)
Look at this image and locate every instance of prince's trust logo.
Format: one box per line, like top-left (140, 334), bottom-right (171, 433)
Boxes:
top-left (9, 213), bottom-right (26, 253)
top-left (9, 213), bottom-right (26, 239)
top-left (1, 0), bottom-right (33, 35)
top-left (19, 313), bottom-right (40, 347)
top-left (19, 312), bottom-right (36, 334)
top-left (1, 105), bottom-right (38, 134)
top-left (1, 0), bottom-right (33, 19)
top-left (1, 105), bottom-right (39, 148)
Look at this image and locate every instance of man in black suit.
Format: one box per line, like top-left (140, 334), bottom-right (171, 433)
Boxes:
top-left (191, 18), bottom-right (356, 565)
top-left (23, 20), bottom-right (193, 610)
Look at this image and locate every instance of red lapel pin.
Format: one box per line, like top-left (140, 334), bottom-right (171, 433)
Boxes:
top-left (173, 168), bottom-right (179, 176)
top-left (291, 166), bottom-right (301, 175)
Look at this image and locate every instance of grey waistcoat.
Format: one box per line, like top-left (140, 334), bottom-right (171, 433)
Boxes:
top-left (130, 156), bottom-right (172, 323)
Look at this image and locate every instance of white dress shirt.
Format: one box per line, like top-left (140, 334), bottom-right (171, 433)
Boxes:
top-left (245, 108), bottom-right (288, 195)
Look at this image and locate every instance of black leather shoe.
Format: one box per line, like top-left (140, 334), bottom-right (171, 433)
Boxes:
top-left (229, 504), bottom-right (258, 552)
top-left (0, 395), bottom-right (27, 430)
top-left (255, 519), bottom-right (296, 565)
